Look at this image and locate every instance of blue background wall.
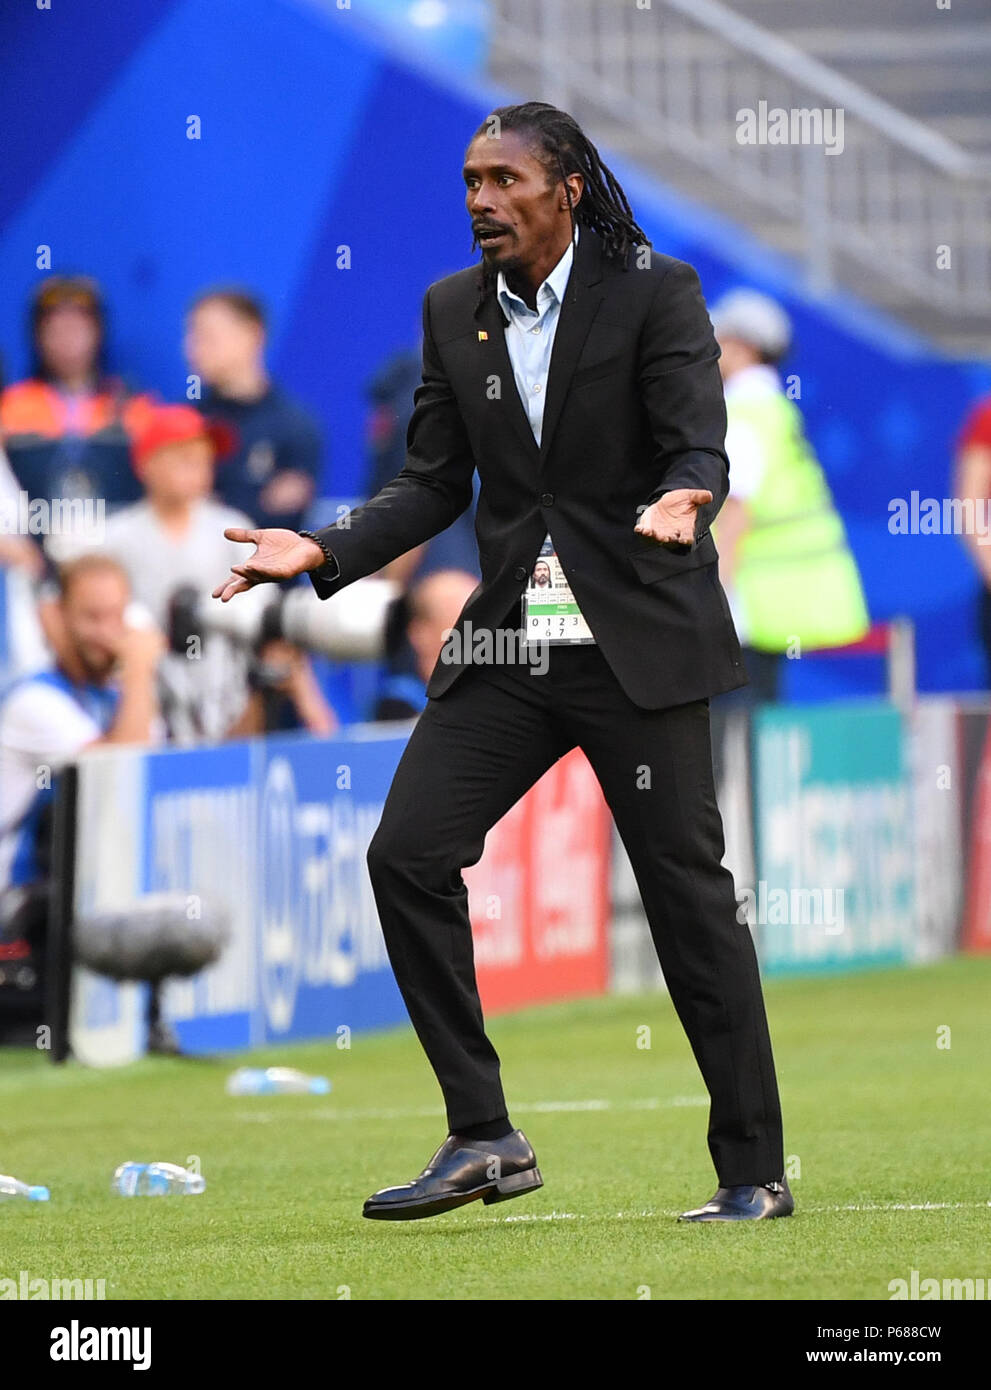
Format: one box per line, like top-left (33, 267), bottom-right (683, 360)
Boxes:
top-left (2, 0), bottom-right (989, 697)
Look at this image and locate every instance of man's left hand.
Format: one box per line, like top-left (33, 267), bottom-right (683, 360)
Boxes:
top-left (634, 488), bottom-right (713, 549)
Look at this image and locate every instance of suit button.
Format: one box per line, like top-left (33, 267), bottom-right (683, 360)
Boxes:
top-left (540, 492), bottom-right (554, 506)
top-left (514, 566), bottom-right (527, 581)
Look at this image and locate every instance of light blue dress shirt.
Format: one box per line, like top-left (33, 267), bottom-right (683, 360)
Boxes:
top-left (496, 227), bottom-right (578, 447)
top-left (496, 228), bottom-right (594, 644)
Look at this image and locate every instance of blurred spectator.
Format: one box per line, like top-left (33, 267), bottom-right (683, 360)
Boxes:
top-left (953, 393), bottom-right (991, 683)
top-left (91, 404), bottom-right (265, 743)
top-left (0, 555), bottom-right (164, 1042)
top-left (365, 348), bottom-right (480, 586)
top-left (710, 288), bottom-right (869, 704)
top-left (373, 569), bottom-right (480, 721)
top-left (71, 403), bottom-right (338, 742)
top-left (227, 638), bottom-right (338, 737)
top-left (0, 276), bottom-right (156, 524)
top-left (185, 288), bottom-right (322, 530)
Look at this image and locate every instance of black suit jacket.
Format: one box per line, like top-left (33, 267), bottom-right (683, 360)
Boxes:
top-left (309, 227), bottom-right (746, 709)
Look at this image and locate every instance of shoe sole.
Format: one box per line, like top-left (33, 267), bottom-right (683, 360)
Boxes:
top-left (363, 1166), bottom-right (543, 1221)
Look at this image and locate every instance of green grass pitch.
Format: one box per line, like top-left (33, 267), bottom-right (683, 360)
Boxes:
top-left (1, 956), bottom-right (988, 1300)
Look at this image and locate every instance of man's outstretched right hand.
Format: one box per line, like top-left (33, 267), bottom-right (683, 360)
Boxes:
top-left (212, 528), bottom-right (327, 602)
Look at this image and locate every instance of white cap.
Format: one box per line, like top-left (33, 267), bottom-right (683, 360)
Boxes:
top-left (710, 288), bottom-right (792, 361)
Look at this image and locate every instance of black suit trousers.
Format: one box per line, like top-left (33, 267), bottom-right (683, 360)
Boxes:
top-left (366, 640), bottom-right (785, 1186)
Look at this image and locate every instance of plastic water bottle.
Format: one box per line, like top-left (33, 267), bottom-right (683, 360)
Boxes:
top-left (225, 1066), bottom-right (331, 1096)
top-left (112, 1162), bottom-right (205, 1196)
top-left (0, 1174), bottom-right (50, 1202)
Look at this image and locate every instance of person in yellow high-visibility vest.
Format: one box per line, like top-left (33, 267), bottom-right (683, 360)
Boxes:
top-left (710, 289), bottom-right (870, 704)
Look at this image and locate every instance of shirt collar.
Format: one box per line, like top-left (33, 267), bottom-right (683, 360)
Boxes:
top-left (497, 225), bottom-right (579, 318)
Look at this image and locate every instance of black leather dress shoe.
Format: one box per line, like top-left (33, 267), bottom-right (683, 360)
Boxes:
top-left (678, 1177), bottom-right (794, 1222)
top-left (363, 1130), bottom-right (542, 1220)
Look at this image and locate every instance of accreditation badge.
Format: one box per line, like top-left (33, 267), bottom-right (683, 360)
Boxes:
top-left (523, 536), bottom-right (595, 645)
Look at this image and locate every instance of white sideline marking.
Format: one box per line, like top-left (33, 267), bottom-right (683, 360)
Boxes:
top-left (502, 1211), bottom-right (581, 1222)
top-left (814, 1201), bottom-right (991, 1213)
top-left (234, 1096), bottom-right (710, 1124)
top-left (486, 1201), bottom-right (991, 1225)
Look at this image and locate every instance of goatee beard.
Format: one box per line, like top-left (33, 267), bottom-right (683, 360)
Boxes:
top-left (475, 244), bottom-right (523, 290)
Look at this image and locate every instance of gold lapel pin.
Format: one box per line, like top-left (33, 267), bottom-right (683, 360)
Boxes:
top-left (477, 330), bottom-right (488, 341)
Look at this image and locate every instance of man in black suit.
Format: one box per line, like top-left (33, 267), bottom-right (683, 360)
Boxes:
top-left (214, 103), bottom-right (791, 1224)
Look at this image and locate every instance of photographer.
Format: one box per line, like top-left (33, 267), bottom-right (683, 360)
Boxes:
top-left (93, 404), bottom-right (266, 742)
top-left (0, 555), bottom-right (163, 1040)
top-left (372, 570), bottom-right (480, 722)
top-left (225, 636), bottom-right (337, 737)
top-left (85, 403), bottom-right (338, 742)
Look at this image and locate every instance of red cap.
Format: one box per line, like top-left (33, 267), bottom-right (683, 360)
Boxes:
top-left (132, 405), bottom-right (235, 470)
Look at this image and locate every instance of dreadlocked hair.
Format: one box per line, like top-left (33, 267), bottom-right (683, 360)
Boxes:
top-left (471, 102), bottom-right (651, 269)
